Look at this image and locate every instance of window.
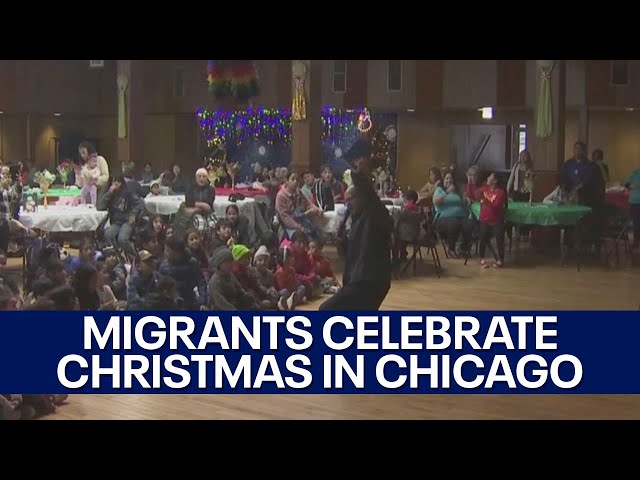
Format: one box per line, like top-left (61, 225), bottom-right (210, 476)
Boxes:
top-left (611, 60), bottom-right (630, 86)
top-left (333, 60), bottom-right (347, 93)
top-left (89, 60), bottom-right (104, 68)
top-left (518, 128), bottom-right (527, 154)
top-left (387, 60), bottom-right (402, 91)
top-left (174, 67), bottom-right (185, 98)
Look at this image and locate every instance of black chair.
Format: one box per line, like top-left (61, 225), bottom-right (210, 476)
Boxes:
top-left (601, 208), bottom-right (633, 268)
top-left (395, 210), bottom-right (442, 277)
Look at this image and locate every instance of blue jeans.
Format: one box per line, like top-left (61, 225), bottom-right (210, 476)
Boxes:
top-left (104, 222), bottom-right (135, 256)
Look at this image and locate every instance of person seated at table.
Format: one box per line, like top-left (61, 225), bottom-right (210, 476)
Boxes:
top-left (433, 172), bottom-right (474, 258)
top-left (314, 165), bottom-right (345, 210)
top-left (126, 249), bottom-right (161, 309)
top-left (275, 172), bottom-right (324, 242)
top-left (625, 167), bottom-right (640, 249)
top-left (65, 239), bottom-right (97, 273)
top-left (207, 247), bottom-right (259, 311)
top-left (226, 204), bottom-right (257, 249)
top-left (98, 175), bottom-right (143, 259)
top-left (418, 167), bottom-right (443, 200)
top-left (209, 218), bottom-right (235, 256)
top-left (159, 235), bottom-right (207, 310)
top-left (592, 149), bottom-right (609, 186)
top-left (473, 171), bottom-right (507, 268)
top-left (507, 150), bottom-right (534, 202)
top-left (140, 162), bottom-right (156, 184)
top-left (170, 164), bottom-right (188, 194)
top-left (402, 189), bottom-right (419, 212)
top-left (185, 168), bottom-right (216, 239)
top-left (146, 181), bottom-right (161, 198)
top-left (185, 228), bottom-right (209, 281)
top-left (159, 170), bottom-right (176, 194)
top-left (543, 183), bottom-right (578, 204)
top-left (122, 161), bottom-right (142, 197)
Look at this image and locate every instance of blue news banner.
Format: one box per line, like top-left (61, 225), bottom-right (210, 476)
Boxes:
top-left (0, 310), bottom-right (638, 394)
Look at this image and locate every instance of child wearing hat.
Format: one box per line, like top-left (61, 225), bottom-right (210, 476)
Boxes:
top-left (207, 248), bottom-right (259, 311)
top-left (253, 245), bottom-right (296, 310)
top-left (231, 244), bottom-right (285, 310)
top-left (146, 181), bottom-right (161, 198)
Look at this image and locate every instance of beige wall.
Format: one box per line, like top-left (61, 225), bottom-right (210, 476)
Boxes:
top-left (0, 114), bottom-right (27, 163)
top-left (367, 61), bottom-right (416, 110)
top-left (444, 60), bottom-right (497, 109)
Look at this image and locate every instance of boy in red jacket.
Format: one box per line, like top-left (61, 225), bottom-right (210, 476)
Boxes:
top-left (308, 239), bottom-right (340, 294)
top-left (473, 172), bottom-right (507, 268)
top-left (290, 231), bottom-right (322, 299)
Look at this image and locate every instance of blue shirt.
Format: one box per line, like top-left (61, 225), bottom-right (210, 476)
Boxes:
top-left (627, 169), bottom-right (640, 204)
top-left (561, 158), bottom-right (594, 188)
top-left (432, 187), bottom-right (467, 219)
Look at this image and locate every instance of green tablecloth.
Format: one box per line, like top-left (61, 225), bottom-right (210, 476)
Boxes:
top-left (24, 187), bottom-right (81, 197)
top-left (470, 201), bottom-right (592, 226)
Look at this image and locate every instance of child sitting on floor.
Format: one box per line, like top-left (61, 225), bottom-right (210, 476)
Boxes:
top-left (253, 245), bottom-right (295, 310)
top-left (289, 231), bottom-right (322, 299)
top-left (186, 228), bottom-right (209, 281)
top-left (209, 219), bottom-right (235, 256)
top-left (231, 244), bottom-right (277, 310)
top-left (274, 245), bottom-right (307, 306)
top-left (207, 248), bottom-right (259, 310)
top-left (308, 239), bottom-right (340, 294)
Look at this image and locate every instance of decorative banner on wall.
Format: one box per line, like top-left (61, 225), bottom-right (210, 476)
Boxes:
top-left (206, 61), bottom-right (260, 102)
top-left (536, 60), bottom-right (555, 139)
top-left (117, 74), bottom-right (128, 139)
top-left (292, 62), bottom-right (307, 121)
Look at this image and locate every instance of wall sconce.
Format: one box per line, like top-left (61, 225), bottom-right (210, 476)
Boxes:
top-left (479, 107), bottom-right (493, 119)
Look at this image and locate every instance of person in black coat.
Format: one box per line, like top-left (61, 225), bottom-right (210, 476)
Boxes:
top-left (319, 172), bottom-right (393, 311)
top-left (159, 236), bottom-right (207, 310)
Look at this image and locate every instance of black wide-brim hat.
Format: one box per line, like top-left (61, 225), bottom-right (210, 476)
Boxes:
top-left (344, 138), bottom-right (372, 162)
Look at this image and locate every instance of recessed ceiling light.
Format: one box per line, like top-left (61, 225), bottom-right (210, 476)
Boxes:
top-left (406, 108), bottom-right (415, 112)
top-left (54, 112), bottom-right (62, 116)
top-left (625, 108), bottom-right (635, 112)
top-left (0, 111), bottom-right (4, 115)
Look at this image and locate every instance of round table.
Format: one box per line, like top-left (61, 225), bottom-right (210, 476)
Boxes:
top-left (320, 203), bottom-right (401, 234)
top-left (19, 205), bottom-right (108, 232)
top-left (144, 195), bottom-right (256, 217)
top-left (471, 201), bottom-right (592, 226)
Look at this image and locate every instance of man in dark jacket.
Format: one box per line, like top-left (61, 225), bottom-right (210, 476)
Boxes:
top-left (98, 175), bottom-right (143, 257)
top-left (126, 250), bottom-right (160, 308)
top-left (320, 178), bottom-right (393, 311)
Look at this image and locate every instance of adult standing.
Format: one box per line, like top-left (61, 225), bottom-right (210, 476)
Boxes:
top-left (78, 141), bottom-right (109, 201)
top-left (507, 150), bottom-right (534, 202)
top-left (319, 177), bottom-right (393, 310)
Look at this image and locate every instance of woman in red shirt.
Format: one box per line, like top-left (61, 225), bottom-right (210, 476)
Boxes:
top-left (474, 172), bottom-right (507, 268)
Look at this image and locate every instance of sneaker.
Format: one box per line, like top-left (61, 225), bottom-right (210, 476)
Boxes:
top-left (286, 292), bottom-right (297, 310)
top-left (302, 296), bottom-right (308, 303)
top-left (277, 297), bottom-right (288, 311)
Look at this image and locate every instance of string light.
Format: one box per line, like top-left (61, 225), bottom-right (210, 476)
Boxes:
top-left (196, 106), bottom-right (364, 147)
top-left (357, 108), bottom-right (373, 133)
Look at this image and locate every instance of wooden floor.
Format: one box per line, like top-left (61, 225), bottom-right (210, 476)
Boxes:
top-left (10, 244), bottom-right (640, 419)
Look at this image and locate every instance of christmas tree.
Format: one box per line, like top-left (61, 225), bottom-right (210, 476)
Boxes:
top-left (369, 125), bottom-right (391, 169)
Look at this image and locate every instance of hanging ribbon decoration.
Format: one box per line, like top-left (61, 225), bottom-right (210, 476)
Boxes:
top-left (536, 60), bottom-right (555, 139)
top-left (117, 74), bottom-right (128, 139)
top-left (207, 61), bottom-right (259, 104)
top-left (292, 61), bottom-right (307, 121)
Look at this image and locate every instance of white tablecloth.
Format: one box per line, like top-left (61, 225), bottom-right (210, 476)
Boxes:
top-left (320, 204), bottom-right (401, 234)
top-left (19, 205), bottom-right (109, 232)
top-left (144, 194), bottom-right (256, 217)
